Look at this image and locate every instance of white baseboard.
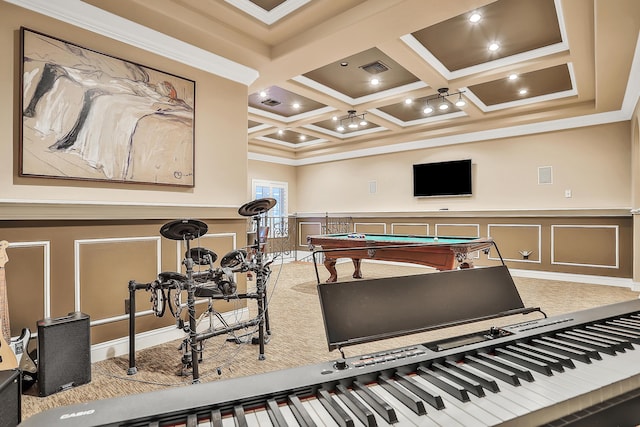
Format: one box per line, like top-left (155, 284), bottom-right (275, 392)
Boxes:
top-left (508, 268), bottom-right (634, 288)
top-left (90, 308), bottom-right (249, 363)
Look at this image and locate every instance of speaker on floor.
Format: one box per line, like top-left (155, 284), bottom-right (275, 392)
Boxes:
top-left (0, 369), bottom-right (21, 427)
top-left (37, 312), bottom-right (91, 397)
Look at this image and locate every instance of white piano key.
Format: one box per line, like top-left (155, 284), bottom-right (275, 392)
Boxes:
top-left (278, 404), bottom-right (302, 427)
top-left (221, 415), bottom-right (236, 427)
top-left (258, 407), bottom-right (281, 427)
top-left (368, 382), bottom-right (464, 427)
top-left (244, 411), bottom-right (264, 427)
top-left (302, 398), bottom-right (333, 427)
top-left (411, 374), bottom-right (498, 426)
top-left (457, 362), bottom-right (551, 412)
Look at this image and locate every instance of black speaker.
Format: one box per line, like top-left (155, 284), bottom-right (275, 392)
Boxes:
top-left (0, 369), bottom-right (21, 427)
top-left (37, 312), bottom-right (91, 397)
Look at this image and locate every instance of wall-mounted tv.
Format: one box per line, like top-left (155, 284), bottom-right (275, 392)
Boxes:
top-left (413, 159), bottom-right (472, 197)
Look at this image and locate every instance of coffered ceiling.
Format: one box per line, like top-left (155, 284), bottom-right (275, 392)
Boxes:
top-left (8, 0), bottom-right (640, 165)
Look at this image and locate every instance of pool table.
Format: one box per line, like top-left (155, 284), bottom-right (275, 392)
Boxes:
top-left (307, 233), bottom-right (494, 282)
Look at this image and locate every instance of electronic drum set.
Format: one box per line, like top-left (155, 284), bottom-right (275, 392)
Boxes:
top-left (127, 198), bottom-right (277, 383)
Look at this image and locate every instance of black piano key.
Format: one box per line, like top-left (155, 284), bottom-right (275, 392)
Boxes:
top-left (494, 348), bottom-right (554, 376)
top-left (530, 338), bottom-right (592, 364)
top-left (210, 409), bottom-right (223, 427)
top-left (443, 359), bottom-right (500, 393)
top-left (505, 345), bottom-right (565, 372)
top-left (543, 336), bottom-right (603, 360)
top-left (515, 343), bottom-right (576, 369)
top-left (335, 384), bottom-right (378, 427)
top-left (186, 414), bottom-right (197, 427)
top-left (563, 330), bottom-right (625, 353)
top-left (266, 399), bottom-right (289, 427)
top-left (476, 352), bottom-right (535, 382)
top-left (431, 362), bottom-right (486, 397)
top-left (416, 366), bottom-right (470, 402)
top-left (317, 389), bottom-right (355, 427)
top-left (607, 319), bottom-right (640, 332)
top-left (395, 373), bottom-right (445, 409)
top-left (288, 395), bottom-right (317, 427)
top-left (353, 381), bottom-right (398, 424)
top-left (587, 324), bottom-right (640, 343)
top-left (234, 405), bottom-right (248, 427)
top-left (586, 323), bottom-right (640, 344)
top-left (465, 354), bottom-right (521, 386)
top-left (555, 332), bottom-right (617, 355)
top-left (613, 318), bottom-right (640, 329)
top-left (572, 328), bottom-right (633, 350)
top-left (378, 375), bottom-right (427, 415)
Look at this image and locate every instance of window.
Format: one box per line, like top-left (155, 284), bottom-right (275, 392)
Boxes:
top-left (252, 179), bottom-right (288, 237)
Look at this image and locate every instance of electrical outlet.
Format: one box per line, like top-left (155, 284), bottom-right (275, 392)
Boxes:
top-left (564, 189), bottom-right (572, 198)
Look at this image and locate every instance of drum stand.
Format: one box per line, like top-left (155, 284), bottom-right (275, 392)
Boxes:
top-left (127, 199), bottom-right (277, 384)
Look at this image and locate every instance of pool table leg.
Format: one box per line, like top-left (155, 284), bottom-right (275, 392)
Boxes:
top-left (324, 258), bottom-right (338, 283)
top-left (352, 259), bottom-right (362, 279)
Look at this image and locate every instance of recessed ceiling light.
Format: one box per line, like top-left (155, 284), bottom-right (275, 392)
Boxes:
top-left (340, 62), bottom-right (349, 67)
top-left (332, 116), bottom-right (338, 121)
top-left (292, 102), bottom-right (301, 109)
top-left (299, 135), bottom-right (306, 141)
top-left (488, 42), bottom-right (500, 52)
top-left (404, 98), bottom-right (413, 105)
top-left (259, 91), bottom-right (267, 98)
top-left (469, 12), bottom-right (481, 23)
top-left (370, 78), bottom-right (380, 86)
top-left (277, 129), bottom-right (284, 135)
top-left (508, 73), bottom-right (518, 80)
top-left (519, 89), bottom-right (528, 95)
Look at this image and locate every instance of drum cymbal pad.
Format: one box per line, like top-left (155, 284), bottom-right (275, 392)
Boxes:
top-left (238, 198), bottom-right (276, 217)
top-left (160, 219), bottom-right (208, 240)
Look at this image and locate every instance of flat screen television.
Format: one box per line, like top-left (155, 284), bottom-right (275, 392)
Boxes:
top-left (413, 159), bottom-right (472, 197)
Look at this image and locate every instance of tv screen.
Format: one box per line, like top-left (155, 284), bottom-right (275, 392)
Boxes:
top-left (413, 159), bottom-right (472, 197)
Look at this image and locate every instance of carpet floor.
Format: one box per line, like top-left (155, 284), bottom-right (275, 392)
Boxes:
top-left (20, 260), bottom-right (640, 421)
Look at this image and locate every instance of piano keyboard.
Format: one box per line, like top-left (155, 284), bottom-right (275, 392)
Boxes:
top-left (20, 299), bottom-right (640, 427)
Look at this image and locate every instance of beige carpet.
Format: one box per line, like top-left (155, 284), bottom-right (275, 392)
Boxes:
top-left (21, 260), bottom-right (640, 421)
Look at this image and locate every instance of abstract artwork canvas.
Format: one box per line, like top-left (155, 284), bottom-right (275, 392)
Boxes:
top-left (20, 28), bottom-right (195, 187)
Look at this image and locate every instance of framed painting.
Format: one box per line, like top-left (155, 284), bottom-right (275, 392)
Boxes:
top-left (19, 28), bottom-right (195, 187)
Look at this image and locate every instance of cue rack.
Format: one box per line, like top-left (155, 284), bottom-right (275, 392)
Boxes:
top-left (127, 198), bottom-right (276, 383)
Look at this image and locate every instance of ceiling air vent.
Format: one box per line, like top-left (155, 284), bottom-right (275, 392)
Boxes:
top-left (359, 60), bottom-right (390, 74)
top-left (261, 98), bottom-right (281, 107)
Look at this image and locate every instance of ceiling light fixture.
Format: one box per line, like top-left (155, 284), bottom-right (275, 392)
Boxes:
top-left (488, 42), bottom-right (500, 52)
top-left (370, 78), bottom-right (380, 86)
top-left (335, 110), bottom-right (368, 132)
top-left (469, 12), bottom-right (481, 23)
top-left (422, 88), bottom-right (466, 115)
top-left (508, 73), bottom-right (518, 80)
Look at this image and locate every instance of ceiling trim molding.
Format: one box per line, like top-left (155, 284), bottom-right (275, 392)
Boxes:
top-left (224, 0), bottom-right (312, 25)
top-left (249, 109), bottom-right (632, 166)
top-left (368, 109), bottom-right (468, 127)
top-left (255, 135), bottom-right (327, 148)
top-left (249, 105), bottom-right (336, 123)
top-left (6, 0), bottom-right (259, 86)
top-left (400, 0), bottom-right (570, 82)
top-left (302, 123), bottom-right (388, 140)
top-left (292, 75), bottom-right (428, 106)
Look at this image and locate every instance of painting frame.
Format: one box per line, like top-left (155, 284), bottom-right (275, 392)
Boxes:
top-left (19, 27), bottom-right (196, 187)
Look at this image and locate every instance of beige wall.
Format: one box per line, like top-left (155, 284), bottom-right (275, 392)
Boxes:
top-left (0, 2), bottom-right (248, 210)
top-left (294, 122), bottom-right (631, 214)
